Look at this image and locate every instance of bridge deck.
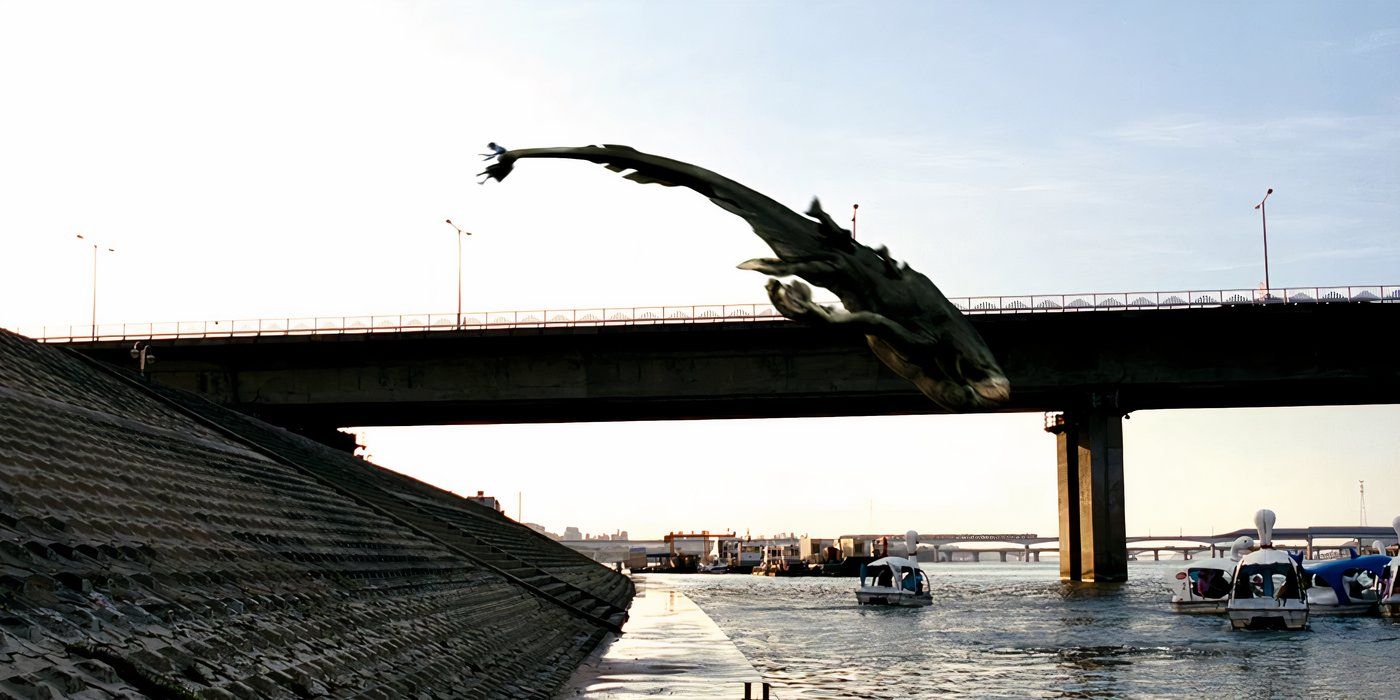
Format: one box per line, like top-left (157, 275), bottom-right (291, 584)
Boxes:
top-left (61, 302), bottom-right (1400, 428)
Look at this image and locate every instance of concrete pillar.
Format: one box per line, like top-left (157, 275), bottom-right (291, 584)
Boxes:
top-left (999, 551), bottom-right (1007, 562)
top-left (971, 551), bottom-right (981, 563)
top-left (1023, 545), bottom-right (1031, 562)
top-left (1032, 551), bottom-right (1040, 562)
top-left (1153, 549), bottom-right (1159, 561)
top-left (1054, 415), bottom-right (1082, 581)
top-left (1050, 402), bottom-right (1127, 582)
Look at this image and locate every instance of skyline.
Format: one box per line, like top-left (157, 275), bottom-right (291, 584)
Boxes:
top-left (2, 1), bottom-right (1398, 540)
top-left (355, 407), bottom-right (1400, 541)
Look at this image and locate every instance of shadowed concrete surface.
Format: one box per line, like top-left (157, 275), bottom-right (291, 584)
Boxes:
top-left (560, 576), bottom-right (767, 698)
top-left (66, 303), bottom-right (1400, 431)
top-left (0, 329), bottom-right (633, 698)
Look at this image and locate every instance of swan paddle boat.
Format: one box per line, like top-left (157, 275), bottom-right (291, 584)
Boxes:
top-left (856, 531), bottom-right (932, 607)
top-left (1170, 535), bottom-right (1254, 614)
top-left (1378, 516), bottom-right (1400, 618)
top-left (1301, 542), bottom-right (1390, 615)
top-left (1226, 509), bottom-right (1308, 630)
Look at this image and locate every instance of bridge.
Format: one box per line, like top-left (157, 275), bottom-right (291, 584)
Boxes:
top-left (40, 284), bottom-right (1400, 584)
top-left (560, 526), bottom-right (1398, 565)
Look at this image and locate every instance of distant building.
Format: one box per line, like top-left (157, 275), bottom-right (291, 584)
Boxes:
top-left (800, 536), bottom-right (836, 563)
top-left (466, 490), bottom-right (502, 512)
top-left (524, 523), bottom-right (561, 540)
top-left (559, 527), bottom-right (627, 541)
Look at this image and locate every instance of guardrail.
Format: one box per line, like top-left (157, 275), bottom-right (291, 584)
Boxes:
top-left (20, 284), bottom-right (1398, 343)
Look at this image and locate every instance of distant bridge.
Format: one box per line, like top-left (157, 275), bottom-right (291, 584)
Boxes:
top-left (560, 527), bottom-right (1397, 565)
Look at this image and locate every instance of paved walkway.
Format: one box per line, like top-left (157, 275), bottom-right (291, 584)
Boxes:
top-left (558, 576), bottom-right (771, 698)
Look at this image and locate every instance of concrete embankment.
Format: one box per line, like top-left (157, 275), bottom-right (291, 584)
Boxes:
top-left (0, 329), bottom-right (631, 698)
top-left (560, 575), bottom-right (774, 697)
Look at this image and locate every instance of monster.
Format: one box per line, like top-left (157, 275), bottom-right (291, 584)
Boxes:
top-left (480, 144), bottom-right (1009, 412)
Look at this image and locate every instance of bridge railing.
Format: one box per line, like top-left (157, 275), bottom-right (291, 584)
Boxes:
top-left (19, 284), bottom-right (1398, 343)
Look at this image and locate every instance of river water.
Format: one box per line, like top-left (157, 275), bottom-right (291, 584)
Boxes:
top-left (645, 562), bottom-right (1398, 698)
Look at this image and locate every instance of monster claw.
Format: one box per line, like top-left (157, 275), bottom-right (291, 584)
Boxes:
top-left (738, 258), bottom-right (785, 274)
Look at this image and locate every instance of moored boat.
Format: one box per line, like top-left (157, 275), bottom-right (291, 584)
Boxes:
top-left (1302, 547), bottom-right (1389, 615)
top-left (752, 542), bottom-right (808, 576)
top-left (698, 561), bottom-right (730, 574)
top-left (1378, 517), bottom-right (1400, 618)
top-left (1226, 509), bottom-right (1308, 630)
top-left (1170, 535), bottom-right (1253, 614)
top-left (856, 531), bottom-right (932, 607)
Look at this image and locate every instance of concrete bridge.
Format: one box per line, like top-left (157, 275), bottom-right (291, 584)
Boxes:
top-left (565, 527), bottom-right (1397, 566)
top-left (47, 286), bottom-right (1400, 583)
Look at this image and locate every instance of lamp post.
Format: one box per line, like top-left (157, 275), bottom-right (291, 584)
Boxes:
top-left (851, 203), bottom-right (859, 240)
top-left (444, 219), bottom-right (472, 328)
top-left (1253, 188), bottom-right (1273, 296)
top-left (75, 234), bottom-right (115, 338)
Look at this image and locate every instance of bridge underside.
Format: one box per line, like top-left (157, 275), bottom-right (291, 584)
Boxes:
top-left (65, 303), bottom-right (1400, 583)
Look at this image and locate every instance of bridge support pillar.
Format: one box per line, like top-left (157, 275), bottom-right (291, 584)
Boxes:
top-left (999, 551), bottom-right (1007, 562)
top-left (1049, 402), bottom-right (1127, 582)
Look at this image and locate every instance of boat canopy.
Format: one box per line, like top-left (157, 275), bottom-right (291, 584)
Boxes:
top-left (1182, 557), bottom-right (1233, 572)
top-left (1232, 548), bottom-right (1304, 602)
top-left (860, 556), bottom-right (927, 592)
top-left (868, 556), bottom-right (917, 569)
top-left (1179, 560), bottom-right (1234, 599)
top-left (1238, 548), bottom-right (1297, 566)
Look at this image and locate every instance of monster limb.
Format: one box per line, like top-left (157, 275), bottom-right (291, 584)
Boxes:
top-left (761, 279), bottom-right (928, 353)
top-left (737, 257), bottom-right (838, 278)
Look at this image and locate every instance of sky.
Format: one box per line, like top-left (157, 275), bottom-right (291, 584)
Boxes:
top-left (1, 1), bottom-right (1397, 540)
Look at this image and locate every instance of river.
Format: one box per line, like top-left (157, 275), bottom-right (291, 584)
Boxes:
top-left (644, 562), bottom-right (1398, 697)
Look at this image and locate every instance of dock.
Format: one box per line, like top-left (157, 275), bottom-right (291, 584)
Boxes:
top-left (559, 576), bottom-right (773, 698)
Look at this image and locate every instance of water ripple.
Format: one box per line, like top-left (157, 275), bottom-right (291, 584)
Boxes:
top-left (652, 562), bottom-right (1398, 697)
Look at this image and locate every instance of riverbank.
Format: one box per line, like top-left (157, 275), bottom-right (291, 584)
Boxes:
top-left (558, 575), bottom-right (770, 697)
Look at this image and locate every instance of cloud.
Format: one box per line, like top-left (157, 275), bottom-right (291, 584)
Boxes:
top-left (1352, 28), bottom-right (1400, 54)
top-left (1108, 114), bottom-right (1400, 148)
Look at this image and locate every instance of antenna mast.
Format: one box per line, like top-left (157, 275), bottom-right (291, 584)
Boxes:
top-left (1359, 480), bottom-right (1367, 526)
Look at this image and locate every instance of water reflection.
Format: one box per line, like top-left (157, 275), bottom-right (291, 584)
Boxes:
top-left (654, 562), bottom-right (1396, 697)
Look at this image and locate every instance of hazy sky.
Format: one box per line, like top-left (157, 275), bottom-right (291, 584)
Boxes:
top-left (2, 2), bottom-right (1397, 540)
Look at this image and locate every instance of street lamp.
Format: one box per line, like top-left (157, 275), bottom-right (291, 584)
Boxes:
top-left (444, 219), bottom-right (472, 328)
top-left (1253, 188), bottom-right (1273, 297)
top-left (75, 234), bottom-right (115, 338)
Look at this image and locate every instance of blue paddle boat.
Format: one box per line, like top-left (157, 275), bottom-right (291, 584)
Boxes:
top-left (1302, 553), bottom-right (1389, 615)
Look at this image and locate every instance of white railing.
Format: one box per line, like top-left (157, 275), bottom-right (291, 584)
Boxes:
top-left (21, 284), bottom-right (1398, 343)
